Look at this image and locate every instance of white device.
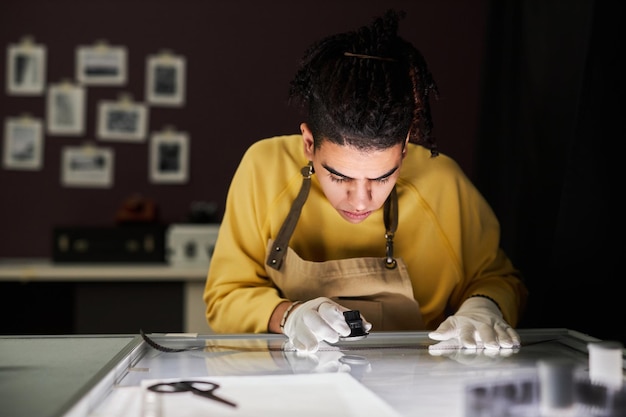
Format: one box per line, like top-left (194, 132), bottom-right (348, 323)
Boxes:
top-left (166, 224), bottom-right (219, 268)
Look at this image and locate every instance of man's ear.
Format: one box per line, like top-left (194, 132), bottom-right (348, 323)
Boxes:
top-left (301, 123), bottom-right (315, 160)
top-left (402, 136), bottom-right (410, 159)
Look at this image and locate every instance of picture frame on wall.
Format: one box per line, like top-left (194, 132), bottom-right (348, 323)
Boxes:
top-left (149, 129), bottom-right (189, 183)
top-left (76, 43), bottom-right (127, 86)
top-left (97, 98), bottom-right (148, 142)
top-left (46, 82), bottom-right (86, 136)
top-left (5, 38), bottom-right (47, 96)
top-left (2, 116), bottom-right (44, 170)
top-left (145, 52), bottom-right (186, 106)
top-left (61, 145), bottom-right (114, 188)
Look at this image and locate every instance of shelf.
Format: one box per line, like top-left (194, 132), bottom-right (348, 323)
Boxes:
top-left (0, 258), bottom-right (208, 282)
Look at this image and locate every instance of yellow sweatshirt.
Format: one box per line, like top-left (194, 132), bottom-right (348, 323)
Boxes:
top-left (204, 135), bottom-right (527, 333)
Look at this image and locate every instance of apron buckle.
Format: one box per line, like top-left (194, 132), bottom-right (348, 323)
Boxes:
top-left (385, 232), bottom-right (397, 269)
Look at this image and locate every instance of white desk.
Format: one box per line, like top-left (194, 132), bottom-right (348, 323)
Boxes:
top-left (0, 259), bottom-right (212, 334)
top-left (2, 330), bottom-right (624, 417)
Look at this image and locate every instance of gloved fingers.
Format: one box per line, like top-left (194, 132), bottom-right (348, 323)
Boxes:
top-left (317, 302), bottom-right (351, 337)
top-left (458, 326), bottom-right (481, 349)
top-left (474, 323), bottom-right (500, 350)
top-left (282, 297), bottom-right (343, 353)
top-left (498, 345), bottom-right (520, 357)
top-left (290, 323), bottom-right (321, 353)
top-left (429, 343), bottom-right (520, 366)
top-left (431, 326), bottom-right (519, 351)
top-left (428, 318), bottom-right (458, 341)
top-left (494, 323), bottom-right (521, 348)
top-left (302, 308), bottom-right (343, 344)
top-left (428, 338), bottom-right (462, 351)
top-left (507, 326), bottom-right (521, 347)
top-left (360, 314), bottom-right (373, 333)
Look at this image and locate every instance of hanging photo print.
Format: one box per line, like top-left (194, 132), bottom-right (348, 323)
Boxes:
top-left (6, 37), bottom-right (47, 96)
top-left (149, 128), bottom-right (189, 184)
top-left (97, 96), bottom-right (148, 142)
top-left (3, 116), bottom-right (44, 170)
top-left (145, 51), bottom-right (186, 106)
top-left (46, 82), bottom-right (87, 136)
top-left (76, 42), bottom-right (127, 86)
top-left (61, 144), bottom-right (114, 188)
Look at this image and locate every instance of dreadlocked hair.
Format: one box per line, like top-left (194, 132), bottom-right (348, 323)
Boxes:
top-left (288, 9), bottom-right (439, 156)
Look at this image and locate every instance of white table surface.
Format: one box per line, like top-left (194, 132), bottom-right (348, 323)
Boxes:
top-left (2, 330), bottom-right (624, 417)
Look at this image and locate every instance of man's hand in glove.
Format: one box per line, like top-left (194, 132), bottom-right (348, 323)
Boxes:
top-left (428, 343), bottom-right (520, 366)
top-left (428, 296), bottom-right (520, 351)
top-left (282, 297), bottom-right (373, 354)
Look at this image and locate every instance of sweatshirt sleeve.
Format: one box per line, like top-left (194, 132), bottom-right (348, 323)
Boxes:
top-left (203, 143), bottom-right (286, 334)
top-left (447, 171), bottom-right (528, 327)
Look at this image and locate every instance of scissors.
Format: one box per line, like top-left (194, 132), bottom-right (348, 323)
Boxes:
top-left (147, 380), bottom-right (237, 408)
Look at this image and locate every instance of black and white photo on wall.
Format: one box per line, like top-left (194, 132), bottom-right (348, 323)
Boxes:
top-left (5, 38), bottom-right (47, 96)
top-left (145, 52), bottom-right (186, 107)
top-left (2, 116), bottom-right (44, 170)
top-left (76, 43), bottom-right (127, 86)
top-left (61, 145), bottom-right (114, 188)
top-left (46, 82), bottom-right (86, 136)
top-left (149, 129), bottom-right (189, 184)
top-left (97, 98), bottom-right (148, 142)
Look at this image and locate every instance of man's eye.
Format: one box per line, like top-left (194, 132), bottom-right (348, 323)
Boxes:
top-left (377, 177), bottom-right (390, 184)
top-left (329, 175), bottom-right (347, 183)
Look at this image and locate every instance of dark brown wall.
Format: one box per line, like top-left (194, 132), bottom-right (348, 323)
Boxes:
top-left (0, 0), bottom-right (488, 257)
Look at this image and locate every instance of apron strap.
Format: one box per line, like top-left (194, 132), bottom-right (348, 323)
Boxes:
top-left (384, 186), bottom-right (398, 269)
top-left (266, 162), bottom-right (314, 270)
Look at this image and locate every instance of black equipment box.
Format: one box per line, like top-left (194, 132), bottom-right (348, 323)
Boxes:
top-left (52, 226), bottom-right (167, 264)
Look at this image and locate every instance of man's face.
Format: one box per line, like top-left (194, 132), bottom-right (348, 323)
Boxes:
top-left (302, 123), bottom-right (406, 224)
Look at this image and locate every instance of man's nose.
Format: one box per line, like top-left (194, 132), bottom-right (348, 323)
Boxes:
top-left (348, 181), bottom-right (372, 210)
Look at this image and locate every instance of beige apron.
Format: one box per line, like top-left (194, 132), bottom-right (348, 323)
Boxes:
top-left (265, 163), bottom-right (424, 331)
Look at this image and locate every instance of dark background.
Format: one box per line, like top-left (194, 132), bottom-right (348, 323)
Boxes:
top-left (0, 0), bottom-right (487, 256)
top-left (1, 1), bottom-right (624, 343)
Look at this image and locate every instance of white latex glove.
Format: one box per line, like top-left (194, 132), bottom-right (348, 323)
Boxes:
top-left (428, 296), bottom-right (520, 351)
top-left (283, 297), bottom-right (372, 354)
top-left (428, 344), bottom-right (520, 366)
